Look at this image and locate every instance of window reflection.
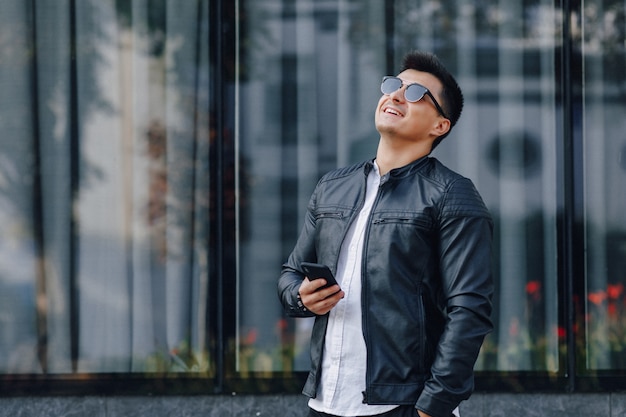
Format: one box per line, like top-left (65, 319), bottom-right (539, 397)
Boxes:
top-left (0, 0), bottom-right (624, 391)
top-left (581, 0), bottom-right (626, 371)
top-left (237, 0), bottom-right (384, 373)
top-left (428, 2), bottom-right (560, 372)
top-left (0, 0), bottom-right (213, 375)
top-left (238, 0), bottom-right (561, 374)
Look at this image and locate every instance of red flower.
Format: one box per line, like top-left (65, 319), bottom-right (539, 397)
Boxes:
top-left (276, 318), bottom-right (288, 331)
top-left (243, 328), bottom-right (258, 345)
top-left (526, 281), bottom-right (541, 295)
top-left (607, 283), bottom-right (624, 300)
top-left (526, 281), bottom-right (541, 301)
top-left (588, 290), bottom-right (607, 306)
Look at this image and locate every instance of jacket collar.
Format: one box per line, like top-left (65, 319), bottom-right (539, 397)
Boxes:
top-left (365, 156), bottom-right (430, 180)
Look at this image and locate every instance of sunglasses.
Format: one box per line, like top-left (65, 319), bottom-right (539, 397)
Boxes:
top-left (380, 76), bottom-right (448, 119)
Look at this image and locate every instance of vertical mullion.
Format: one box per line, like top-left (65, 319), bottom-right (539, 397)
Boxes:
top-left (69, 0), bottom-right (80, 373)
top-left (216, 0), bottom-right (238, 391)
top-left (186, 0), bottom-right (203, 366)
top-left (211, 0), bottom-right (226, 392)
top-left (279, 0), bottom-right (298, 269)
top-left (384, 0), bottom-right (395, 74)
top-left (30, 0), bottom-right (48, 375)
top-left (559, 0), bottom-right (582, 392)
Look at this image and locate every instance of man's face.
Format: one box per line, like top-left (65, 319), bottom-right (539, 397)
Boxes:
top-left (375, 69), bottom-right (448, 144)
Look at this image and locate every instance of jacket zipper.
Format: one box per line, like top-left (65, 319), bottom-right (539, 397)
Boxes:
top-left (418, 282), bottom-right (427, 374)
top-left (361, 176), bottom-right (387, 403)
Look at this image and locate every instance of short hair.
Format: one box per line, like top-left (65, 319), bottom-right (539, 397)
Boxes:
top-left (401, 51), bottom-right (464, 147)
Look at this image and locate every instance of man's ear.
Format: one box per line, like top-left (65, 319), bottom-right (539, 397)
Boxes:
top-left (431, 118), bottom-right (451, 138)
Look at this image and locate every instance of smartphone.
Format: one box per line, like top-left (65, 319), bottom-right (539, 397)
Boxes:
top-left (301, 262), bottom-right (339, 289)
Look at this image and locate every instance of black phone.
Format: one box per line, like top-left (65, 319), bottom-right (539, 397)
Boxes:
top-left (301, 262), bottom-right (339, 289)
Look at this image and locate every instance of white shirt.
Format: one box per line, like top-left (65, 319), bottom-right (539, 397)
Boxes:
top-left (308, 162), bottom-right (397, 416)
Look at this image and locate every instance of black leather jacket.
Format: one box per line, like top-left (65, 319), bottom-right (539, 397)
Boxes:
top-left (278, 157), bottom-right (493, 417)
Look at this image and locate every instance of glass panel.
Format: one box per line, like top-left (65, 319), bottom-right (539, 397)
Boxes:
top-left (238, 0), bottom-right (560, 374)
top-left (0, 0), bottom-right (42, 374)
top-left (0, 0), bottom-right (213, 375)
top-left (394, 0), bottom-right (560, 372)
top-left (237, 0), bottom-right (386, 373)
top-left (74, 0), bottom-right (213, 374)
top-left (581, 0), bottom-right (626, 371)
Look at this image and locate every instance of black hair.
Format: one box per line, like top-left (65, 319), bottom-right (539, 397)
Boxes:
top-left (401, 51), bottom-right (464, 148)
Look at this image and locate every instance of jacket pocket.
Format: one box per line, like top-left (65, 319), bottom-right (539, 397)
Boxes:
top-left (371, 211), bottom-right (433, 230)
top-left (314, 210), bottom-right (345, 220)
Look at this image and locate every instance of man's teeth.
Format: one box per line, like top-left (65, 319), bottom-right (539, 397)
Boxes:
top-left (386, 108), bottom-right (400, 116)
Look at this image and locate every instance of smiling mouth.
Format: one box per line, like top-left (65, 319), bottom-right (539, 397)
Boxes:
top-left (384, 107), bottom-right (403, 117)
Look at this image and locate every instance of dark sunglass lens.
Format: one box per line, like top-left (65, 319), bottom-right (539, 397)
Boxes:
top-left (405, 84), bottom-right (426, 102)
top-left (381, 77), bottom-right (402, 94)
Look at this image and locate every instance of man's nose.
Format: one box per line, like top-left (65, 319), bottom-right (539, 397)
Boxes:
top-left (389, 85), bottom-right (406, 102)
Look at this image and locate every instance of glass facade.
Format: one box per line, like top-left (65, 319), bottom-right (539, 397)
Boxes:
top-left (580, 0), bottom-right (626, 375)
top-left (0, 0), bottom-right (624, 394)
top-left (0, 0), bottom-right (215, 378)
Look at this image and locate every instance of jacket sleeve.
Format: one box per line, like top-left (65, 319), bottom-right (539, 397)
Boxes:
top-left (277, 190), bottom-right (319, 318)
top-left (416, 177), bottom-right (494, 417)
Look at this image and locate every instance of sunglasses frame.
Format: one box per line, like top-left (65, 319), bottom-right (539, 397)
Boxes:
top-left (381, 76), bottom-right (448, 119)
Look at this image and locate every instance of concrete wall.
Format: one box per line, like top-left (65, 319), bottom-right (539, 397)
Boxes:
top-left (0, 393), bottom-right (625, 416)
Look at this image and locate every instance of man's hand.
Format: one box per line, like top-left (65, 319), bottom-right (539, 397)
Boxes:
top-left (299, 277), bottom-right (344, 315)
top-left (416, 410), bottom-right (432, 417)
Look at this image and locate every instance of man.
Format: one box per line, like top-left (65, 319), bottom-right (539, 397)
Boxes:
top-left (278, 51), bottom-right (493, 417)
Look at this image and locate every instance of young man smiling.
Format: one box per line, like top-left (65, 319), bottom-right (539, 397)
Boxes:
top-left (278, 51), bottom-right (493, 417)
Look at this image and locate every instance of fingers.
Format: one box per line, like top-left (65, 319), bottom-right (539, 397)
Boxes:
top-left (299, 276), bottom-right (328, 295)
top-left (308, 289), bottom-right (344, 315)
top-left (299, 278), bottom-right (344, 315)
